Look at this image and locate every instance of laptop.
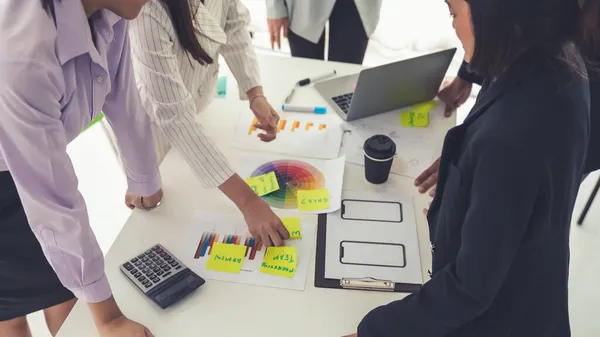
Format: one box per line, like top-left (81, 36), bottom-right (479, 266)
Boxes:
top-left (314, 48), bottom-right (457, 122)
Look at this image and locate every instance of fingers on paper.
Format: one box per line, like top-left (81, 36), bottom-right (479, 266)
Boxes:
top-left (276, 220), bottom-right (290, 240)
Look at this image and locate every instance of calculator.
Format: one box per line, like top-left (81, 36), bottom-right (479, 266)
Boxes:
top-left (120, 244), bottom-right (205, 309)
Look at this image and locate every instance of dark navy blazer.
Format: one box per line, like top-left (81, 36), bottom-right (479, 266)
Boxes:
top-left (357, 48), bottom-right (590, 337)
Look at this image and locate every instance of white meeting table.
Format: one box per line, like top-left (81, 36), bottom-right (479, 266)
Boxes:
top-left (57, 54), bottom-right (461, 337)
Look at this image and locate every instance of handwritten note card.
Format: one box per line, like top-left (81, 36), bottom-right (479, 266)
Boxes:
top-left (297, 189), bottom-right (330, 211)
top-left (260, 246), bottom-right (297, 278)
top-left (400, 101), bottom-right (438, 127)
top-left (282, 217), bottom-right (302, 239)
top-left (246, 171), bottom-right (280, 197)
top-left (205, 243), bottom-right (246, 274)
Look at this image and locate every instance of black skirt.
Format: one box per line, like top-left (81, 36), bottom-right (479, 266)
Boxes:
top-left (0, 171), bottom-right (74, 321)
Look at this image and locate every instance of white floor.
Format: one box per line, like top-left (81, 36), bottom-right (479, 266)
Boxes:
top-left (26, 1), bottom-right (600, 336)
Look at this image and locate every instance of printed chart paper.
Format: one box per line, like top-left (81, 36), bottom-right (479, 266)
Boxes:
top-left (178, 211), bottom-right (316, 291)
top-left (324, 190), bottom-right (423, 285)
top-left (232, 112), bottom-right (344, 159)
top-left (234, 153), bottom-right (345, 214)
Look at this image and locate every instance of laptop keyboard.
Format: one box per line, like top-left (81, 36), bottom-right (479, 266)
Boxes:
top-left (331, 93), bottom-right (354, 114)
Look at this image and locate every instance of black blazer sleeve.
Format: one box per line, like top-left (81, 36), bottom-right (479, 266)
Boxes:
top-left (458, 60), bottom-right (485, 85)
top-left (357, 139), bottom-right (541, 337)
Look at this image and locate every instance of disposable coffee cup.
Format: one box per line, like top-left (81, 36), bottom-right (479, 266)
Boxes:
top-left (364, 134), bottom-right (396, 184)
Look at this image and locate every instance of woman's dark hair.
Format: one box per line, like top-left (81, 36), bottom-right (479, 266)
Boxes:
top-left (577, 0), bottom-right (600, 76)
top-left (40, 0), bottom-right (213, 66)
top-left (160, 0), bottom-right (213, 65)
top-left (466, 0), bottom-right (582, 77)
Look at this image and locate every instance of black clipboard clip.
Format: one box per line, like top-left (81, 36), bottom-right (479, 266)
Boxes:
top-left (340, 277), bottom-right (395, 292)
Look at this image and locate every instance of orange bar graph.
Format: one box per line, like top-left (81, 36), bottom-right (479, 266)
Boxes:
top-left (248, 117), bottom-right (258, 135)
top-left (248, 118), bottom-right (327, 135)
top-left (277, 119), bottom-right (287, 133)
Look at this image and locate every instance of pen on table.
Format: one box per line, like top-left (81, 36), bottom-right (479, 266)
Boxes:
top-left (284, 70), bottom-right (337, 103)
top-left (281, 104), bottom-right (327, 114)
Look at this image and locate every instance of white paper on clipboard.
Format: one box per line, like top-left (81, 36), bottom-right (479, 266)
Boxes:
top-left (324, 190), bottom-right (423, 285)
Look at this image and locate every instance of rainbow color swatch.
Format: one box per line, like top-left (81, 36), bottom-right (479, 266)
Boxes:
top-left (249, 160), bottom-right (326, 209)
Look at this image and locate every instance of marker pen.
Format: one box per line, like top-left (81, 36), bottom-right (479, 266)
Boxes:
top-left (281, 104), bottom-right (327, 114)
top-left (296, 70), bottom-right (337, 87)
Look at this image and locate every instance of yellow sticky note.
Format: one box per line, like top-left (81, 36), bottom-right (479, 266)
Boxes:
top-left (246, 171), bottom-right (280, 197)
top-left (400, 101), bottom-right (438, 127)
top-left (260, 246), bottom-right (297, 278)
top-left (282, 217), bottom-right (302, 239)
top-left (297, 189), bottom-right (330, 211)
top-left (205, 243), bottom-right (246, 274)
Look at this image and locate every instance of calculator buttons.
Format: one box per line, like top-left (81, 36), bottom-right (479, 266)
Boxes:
top-left (152, 246), bottom-right (160, 251)
top-left (131, 257), bottom-right (138, 263)
top-left (131, 268), bottom-right (138, 274)
top-left (123, 262), bottom-right (134, 271)
top-left (138, 276), bottom-right (147, 282)
top-left (163, 272), bottom-right (172, 278)
top-left (134, 272), bottom-right (142, 278)
top-left (156, 270), bottom-right (164, 276)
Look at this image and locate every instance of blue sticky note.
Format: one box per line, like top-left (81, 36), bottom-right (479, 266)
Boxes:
top-left (217, 76), bottom-right (227, 97)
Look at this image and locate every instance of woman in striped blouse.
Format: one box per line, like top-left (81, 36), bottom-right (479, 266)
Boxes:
top-left (127, 0), bottom-right (290, 246)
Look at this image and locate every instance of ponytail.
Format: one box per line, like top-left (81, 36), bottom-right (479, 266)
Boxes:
top-left (159, 0), bottom-right (213, 66)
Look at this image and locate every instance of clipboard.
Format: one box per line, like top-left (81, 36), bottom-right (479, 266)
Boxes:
top-left (314, 213), bottom-right (422, 293)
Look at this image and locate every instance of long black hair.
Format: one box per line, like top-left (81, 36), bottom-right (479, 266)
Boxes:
top-left (466, 0), bottom-right (582, 77)
top-left (40, 0), bottom-right (214, 66)
top-left (159, 0), bottom-right (213, 65)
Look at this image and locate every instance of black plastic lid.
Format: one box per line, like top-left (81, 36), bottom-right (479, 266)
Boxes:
top-left (364, 134), bottom-right (396, 160)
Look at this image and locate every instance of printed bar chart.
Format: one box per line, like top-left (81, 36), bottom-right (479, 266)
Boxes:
top-left (247, 117), bottom-right (327, 135)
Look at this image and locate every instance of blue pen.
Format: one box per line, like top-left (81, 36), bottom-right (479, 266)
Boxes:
top-left (281, 104), bottom-right (327, 114)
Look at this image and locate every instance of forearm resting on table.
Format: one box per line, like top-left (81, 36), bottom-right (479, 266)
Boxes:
top-left (219, 174), bottom-right (259, 210)
top-left (88, 296), bottom-right (122, 327)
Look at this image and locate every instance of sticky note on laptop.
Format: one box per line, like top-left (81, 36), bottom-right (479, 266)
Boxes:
top-left (282, 217), bottom-right (302, 239)
top-left (205, 243), bottom-right (246, 274)
top-left (246, 172), bottom-right (280, 197)
top-left (260, 246), bottom-right (297, 278)
top-left (400, 101), bottom-right (438, 127)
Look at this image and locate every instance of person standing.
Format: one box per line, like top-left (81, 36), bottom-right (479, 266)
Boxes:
top-left (266, 0), bottom-right (383, 64)
top-left (348, 0), bottom-right (590, 336)
top-left (128, 0), bottom-right (290, 247)
top-left (0, 0), bottom-right (162, 336)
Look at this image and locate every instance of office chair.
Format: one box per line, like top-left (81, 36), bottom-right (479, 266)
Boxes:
top-left (578, 175), bottom-right (600, 225)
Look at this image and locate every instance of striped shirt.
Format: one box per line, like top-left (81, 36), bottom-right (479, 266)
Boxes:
top-left (128, 0), bottom-right (261, 188)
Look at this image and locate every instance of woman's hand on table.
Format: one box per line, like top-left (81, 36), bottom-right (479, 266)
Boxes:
top-left (98, 315), bottom-right (154, 337)
top-left (250, 95), bottom-right (279, 142)
top-left (125, 188), bottom-right (163, 210)
top-left (241, 197), bottom-right (290, 247)
top-left (414, 157), bottom-right (440, 195)
top-left (437, 77), bottom-right (472, 117)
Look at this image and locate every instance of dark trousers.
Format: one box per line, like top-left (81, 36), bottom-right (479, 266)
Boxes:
top-left (287, 0), bottom-right (369, 65)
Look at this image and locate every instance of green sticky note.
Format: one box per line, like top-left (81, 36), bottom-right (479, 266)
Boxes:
top-left (297, 189), bottom-right (330, 211)
top-left (282, 217), bottom-right (302, 239)
top-left (217, 76), bottom-right (227, 97)
top-left (400, 101), bottom-right (438, 127)
top-left (260, 246), bottom-right (297, 278)
top-left (205, 243), bottom-right (246, 274)
top-left (246, 171), bottom-right (280, 197)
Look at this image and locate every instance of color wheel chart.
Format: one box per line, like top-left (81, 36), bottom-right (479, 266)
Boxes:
top-left (193, 232), bottom-right (264, 261)
top-left (249, 160), bottom-right (326, 209)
